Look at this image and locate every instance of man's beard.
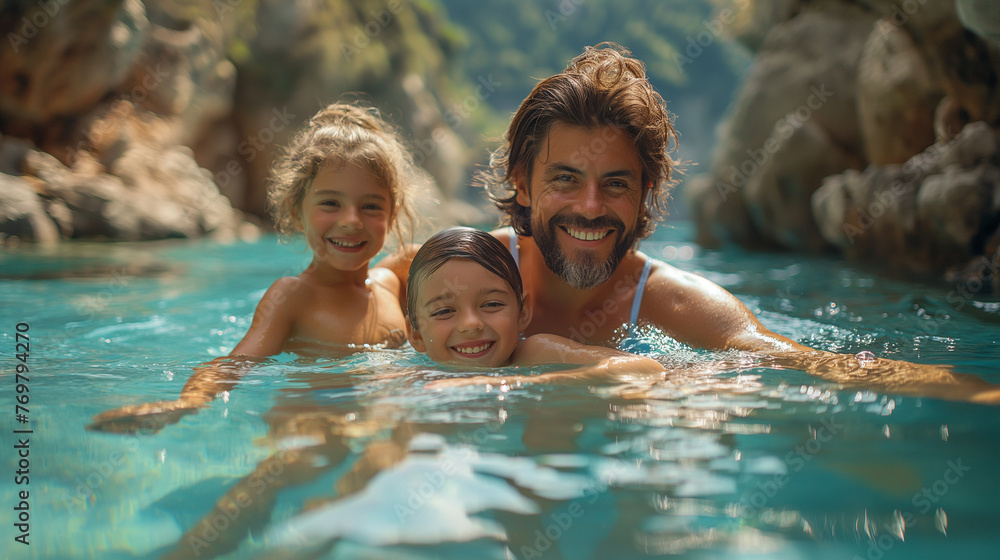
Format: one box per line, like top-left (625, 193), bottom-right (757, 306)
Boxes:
top-left (533, 212), bottom-right (637, 289)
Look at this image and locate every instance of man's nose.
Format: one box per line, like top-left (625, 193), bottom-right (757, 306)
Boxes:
top-left (575, 180), bottom-right (605, 219)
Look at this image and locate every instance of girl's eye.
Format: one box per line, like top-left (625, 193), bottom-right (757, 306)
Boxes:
top-left (363, 204), bottom-right (384, 212)
top-left (429, 308), bottom-right (453, 318)
top-left (320, 200), bottom-right (340, 207)
top-left (482, 301), bottom-right (505, 310)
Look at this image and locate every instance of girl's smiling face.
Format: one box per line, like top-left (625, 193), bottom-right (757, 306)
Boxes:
top-left (408, 259), bottom-right (531, 367)
top-left (298, 163), bottom-right (392, 273)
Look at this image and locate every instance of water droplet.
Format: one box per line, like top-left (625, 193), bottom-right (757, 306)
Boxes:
top-left (855, 351), bottom-right (877, 367)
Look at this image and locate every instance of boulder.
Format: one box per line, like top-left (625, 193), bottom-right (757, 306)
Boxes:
top-left (0, 173), bottom-right (59, 244)
top-left (812, 121), bottom-right (1000, 273)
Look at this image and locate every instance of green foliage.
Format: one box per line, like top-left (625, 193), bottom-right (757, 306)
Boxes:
top-left (436, 0), bottom-right (750, 113)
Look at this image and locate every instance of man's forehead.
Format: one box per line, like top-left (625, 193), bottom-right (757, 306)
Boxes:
top-left (537, 123), bottom-right (640, 166)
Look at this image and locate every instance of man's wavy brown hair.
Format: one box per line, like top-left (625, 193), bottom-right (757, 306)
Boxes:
top-left (481, 42), bottom-right (678, 238)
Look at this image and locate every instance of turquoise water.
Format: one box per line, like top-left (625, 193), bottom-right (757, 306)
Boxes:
top-left (1, 222), bottom-right (998, 559)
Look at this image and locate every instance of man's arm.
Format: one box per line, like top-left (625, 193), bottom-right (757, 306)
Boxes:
top-left (642, 263), bottom-right (812, 352)
top-left (643, 262), bottom-right (1000, 404)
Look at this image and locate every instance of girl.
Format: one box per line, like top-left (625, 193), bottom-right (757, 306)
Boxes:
top-left (90, 102), bottom-right (419, 431)
top-left (407, 227), bottom-right (667, 387)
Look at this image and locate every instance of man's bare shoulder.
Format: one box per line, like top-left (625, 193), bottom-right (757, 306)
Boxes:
top-left (489, 226), bottom-right (513, 245)
top-left (644, 256), bottom-right (735, 306)
top-left (368, 266), bottom-right (401, 294)
top-left (637, 255), bottom-right (763, 349)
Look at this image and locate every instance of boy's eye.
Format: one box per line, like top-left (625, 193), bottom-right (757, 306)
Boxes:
top-left (482, 301), bottom-right (506, 310)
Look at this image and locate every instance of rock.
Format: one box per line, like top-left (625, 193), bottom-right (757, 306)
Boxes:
top-left (956, 0), bottom-right (1000, 49)
top-left (19, 143), bottom-right (247, 241)
top-left (0, 173), bottom-right (59, 244)
top-left (693, 2), bottom-right (875, 249)
top-left (742, 119), bottom-right (853, 251)
top-left (812, 121), bottom-right (1000, 272)
top-left (856, 19), bottom-right (941, 165)
top-left (0, 0), bottom-right (149, 124)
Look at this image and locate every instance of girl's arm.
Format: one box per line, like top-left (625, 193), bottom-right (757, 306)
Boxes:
top-left (88, 279), bottom-right (299, 433)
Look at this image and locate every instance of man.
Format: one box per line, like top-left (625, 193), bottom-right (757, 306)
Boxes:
top-left (481, 42), bottom-right (806, 352)
top-left (381, 43), bottom-right (996, 402)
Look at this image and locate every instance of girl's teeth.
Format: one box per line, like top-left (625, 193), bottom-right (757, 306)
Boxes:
top-left (566, 228), bottom-right (609, 241)
top-left (331, 239), bottom-right (362, 247)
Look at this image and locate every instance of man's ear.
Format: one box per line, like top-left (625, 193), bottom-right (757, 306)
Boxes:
top-left (518, 292), bottom-right (533, 333)
top-left (406, 319), bottom-right (427, 353)
top-left (514, 169), bottom-right (531, 208)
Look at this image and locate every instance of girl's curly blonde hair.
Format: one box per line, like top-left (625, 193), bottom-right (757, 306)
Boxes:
top-left (268, 102), bottom-right (418, 247)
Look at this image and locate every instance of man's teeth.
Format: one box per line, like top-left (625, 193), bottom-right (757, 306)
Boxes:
top-left (330, 239), bottom-right (363, 247)
top-left (455, 342), bottom-right (492, 354)
top-left (566, 227), bottom-right (610, 241)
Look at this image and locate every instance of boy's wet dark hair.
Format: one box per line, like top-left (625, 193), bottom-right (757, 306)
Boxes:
top-left (407, 227), bottom-right (523, 329)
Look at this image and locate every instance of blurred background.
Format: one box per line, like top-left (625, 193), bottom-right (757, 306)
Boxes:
top-left (2, 0), bottom-right (999, 289)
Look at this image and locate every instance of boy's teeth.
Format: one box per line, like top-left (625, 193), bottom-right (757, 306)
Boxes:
top-left (566, 228), bottom-right (609, 241)
top-left (455, 342), bottom-right (492, 354)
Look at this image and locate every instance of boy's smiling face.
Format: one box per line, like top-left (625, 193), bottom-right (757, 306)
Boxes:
top-left (407, 259), bottom-right (531, 367)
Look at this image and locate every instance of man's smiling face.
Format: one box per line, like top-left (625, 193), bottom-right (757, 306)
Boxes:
top-left (516, 123), bottom-right (645, 289)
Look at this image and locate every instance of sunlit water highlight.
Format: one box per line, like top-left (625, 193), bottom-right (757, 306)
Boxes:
top-left (1, 222), bottom-right (998, 559)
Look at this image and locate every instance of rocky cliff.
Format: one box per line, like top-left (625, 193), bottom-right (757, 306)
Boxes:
top-left (0, 0), bottom-right (482, 244)
top-left (686, 0), bottom-right (1000, 291)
